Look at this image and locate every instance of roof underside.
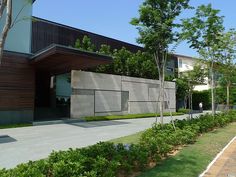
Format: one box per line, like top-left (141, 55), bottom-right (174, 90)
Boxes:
top-left (30, 44), bottom-right (112, 75)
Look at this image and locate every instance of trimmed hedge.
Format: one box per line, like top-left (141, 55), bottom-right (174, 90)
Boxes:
top-left (192, 90), bottom-right (211, 110)
top-left (177, 108), bottom-right (190, 114)
top-left (85, 112), bottom-right (184, 121)
top-left (1, 111), bottom-right (236, 177)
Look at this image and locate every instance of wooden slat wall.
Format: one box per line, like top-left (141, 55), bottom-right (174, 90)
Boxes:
top-left (0, 52), bottom-right (35, 110)
top-left (32, 18), bottom-right (143, 53)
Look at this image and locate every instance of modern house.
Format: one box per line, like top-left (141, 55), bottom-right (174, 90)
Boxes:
top-left (175, 54), bottom-right (210, 91)
top-left (0, 0), bottom-right (177, 125)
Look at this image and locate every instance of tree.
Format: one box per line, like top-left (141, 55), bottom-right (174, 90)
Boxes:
top-left (217, 30), bottom-right (236, 109)
top-left (176, 77), bottom-right (189, 109)
top-left (74, 36), bottom-right (159, 79)
top-left (179, 63), bottom-right (207, 118)
top-left (181, 4), bottom-right (225, 116)
top-left (131, 0), bottom-right (190, 124)
top-left (0, 0), bottom-right (32, 64)
top-left (0, 0), bottom-right (12, 64)
top-left (75, 35), bottom-right (96, 52)
top-left (126, 51), bottom-right (158, 79)
top-left (95, 44), bottom-right (113, 73)
top-left (112, 47), bottom-right (132, 75)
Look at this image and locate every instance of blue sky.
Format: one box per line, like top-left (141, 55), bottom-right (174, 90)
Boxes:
top-left (33, 0), bottom-right (236, 57)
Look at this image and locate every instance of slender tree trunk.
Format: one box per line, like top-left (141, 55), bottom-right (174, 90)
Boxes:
top-left (191, 90), bottom-right (193, 118)
top-left (184, 96), bottom-right (187, 109)
top-left (159, 68), bottom-right (165, 124)
top-left (226, 82), bottom-right (230, 110)
top-left (0, 0), bottom-right (12, 64)
top-left (164, 89), bottom-right (176, 131)
top-left (188, 89), bottom-right (191, 119)
top-left (154, 51), bottom-right (166, 125)
top-left (210, 62), bottom-right (215, 116)
top-left (187, 81), bottom-right (192, 119)
top-left (0, 0), bottom-right (7, 18)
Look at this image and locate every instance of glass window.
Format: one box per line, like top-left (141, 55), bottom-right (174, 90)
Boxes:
top-left (179, 59), bottom-right (183, 68)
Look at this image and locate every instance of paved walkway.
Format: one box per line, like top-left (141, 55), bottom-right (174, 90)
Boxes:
top-left (201, 136), bottom-right (236, 177)
top-left (0, 113), bottom-right (202, 169)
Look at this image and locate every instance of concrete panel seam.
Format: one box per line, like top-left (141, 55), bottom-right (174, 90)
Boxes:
top-left (122, 80), bottom-right (159, 85)
top-left (128, 101), bottom-right (159, 103)
top-left (72, 89), bottom-right (95, 95)
top-left (95, 111), bottom-right (123, 114)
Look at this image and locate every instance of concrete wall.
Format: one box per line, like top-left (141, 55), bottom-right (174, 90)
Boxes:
top-left (71, 71), bottom-right (176, 118)
top-left (0, 0), bottom-right (32, 53)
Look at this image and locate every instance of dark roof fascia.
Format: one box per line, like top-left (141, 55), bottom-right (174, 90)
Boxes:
top-left (32, 16), bottom-right (143, 51)
top-left (3, 50), bottom-right (32, 58)
top-left (173, 53), bottom-right (199, 60)
top-left (31, 18), bottom-right (198, 60)
top-left (30, 44), bottom-right (113, 62)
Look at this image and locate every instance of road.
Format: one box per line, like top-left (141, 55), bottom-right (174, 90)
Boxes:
top-left (0, 113), bottom-right (203, 169)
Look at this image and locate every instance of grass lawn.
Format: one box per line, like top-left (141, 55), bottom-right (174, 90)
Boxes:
top-left (110, 122), bottom-right (236, 177)
top-left (0, 123), bottom-right (32, 129)
top-left (85, 112), bottom-right (184, 121)
top-left (110, 131), bottom-right (144, 144)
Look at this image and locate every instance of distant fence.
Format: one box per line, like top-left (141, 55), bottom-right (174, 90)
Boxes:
top-left (216, 104), bottom-right (236, 111)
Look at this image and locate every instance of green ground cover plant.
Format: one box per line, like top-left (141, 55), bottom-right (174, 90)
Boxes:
top-left (177, 108), bottom-right (190, 114)
top-left (139, 122), bottom-right (236, 177)
top-left (85, 112), bottom-right (184, 121)
top-left (1, 111), bottom-right (236, 177)
top-left (0, 124), bottom-right (32, 129)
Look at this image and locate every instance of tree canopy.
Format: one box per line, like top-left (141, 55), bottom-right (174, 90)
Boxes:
top-left (131, 0), bottom-right (190, 122)
top-left (74, 36), bottom-right (159, 79)
top-left (181, 4), bottom-right (225, 115)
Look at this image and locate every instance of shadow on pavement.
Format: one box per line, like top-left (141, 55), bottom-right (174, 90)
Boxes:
top-left (67, 120), bottom-right (130, 128)
top-left (0, 135), bottom-right (17, 144)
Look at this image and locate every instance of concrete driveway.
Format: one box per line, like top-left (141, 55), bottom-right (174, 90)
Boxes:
top-left (0, 113), bottom-right (202, 169)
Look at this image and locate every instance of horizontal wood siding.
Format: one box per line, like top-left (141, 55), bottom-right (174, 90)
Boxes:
top-left (32, 18), bottom-right (143, 53)
top-left (0, 52), bottom-right (35, 110)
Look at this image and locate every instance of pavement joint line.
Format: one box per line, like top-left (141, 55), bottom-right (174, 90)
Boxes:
top-left (199, 136), bottom-right (236, 177)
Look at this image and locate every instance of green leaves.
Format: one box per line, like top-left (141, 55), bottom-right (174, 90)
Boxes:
top-left (131, 0), bottom-right (190, 53)
top-left (75, 35), bottom-right (96, 52)
top-left (132, 0), bottom-right (191, 121)
top-left (181, 4), bottom-right (226, 115)
top-left (181, 4), bottom-right (225, 56)
top-left (1, 111), bottom-right (236, 177)
top-left (74, 36), bottom-right (159, 79)
top-left (176, 78), bottom-right (189, 101)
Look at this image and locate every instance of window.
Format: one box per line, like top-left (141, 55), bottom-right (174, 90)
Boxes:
top-left (179, 58), bottom-right (183, 68)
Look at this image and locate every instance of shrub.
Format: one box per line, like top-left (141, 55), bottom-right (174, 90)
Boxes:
top-left (51, 160), bottom-right (85, 177)
top-left (0, 169), bottom-right (9, 177)
top-left (1, 111), bottom-right (236, 177)
top-left (178, 108), bottom-right (190, 114)
top-left (6, 160), bottom-right (48, 177)
top-left (179, 125), bottom-right (198, 144)
top-left (128, 144), bottom-right (149, 170)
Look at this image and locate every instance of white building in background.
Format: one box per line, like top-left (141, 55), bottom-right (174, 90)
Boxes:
top-left (175, 54), bottom-right (210, 91)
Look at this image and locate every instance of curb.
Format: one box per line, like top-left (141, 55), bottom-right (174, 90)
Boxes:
top-left (199, 136), bottom-right (236, 177)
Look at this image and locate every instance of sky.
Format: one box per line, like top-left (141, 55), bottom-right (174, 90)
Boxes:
top-left (33, 0), bottom-right (236, 58)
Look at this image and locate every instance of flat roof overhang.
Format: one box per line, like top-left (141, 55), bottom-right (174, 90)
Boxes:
top-left (30, 44), bottom-right (112, 75)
